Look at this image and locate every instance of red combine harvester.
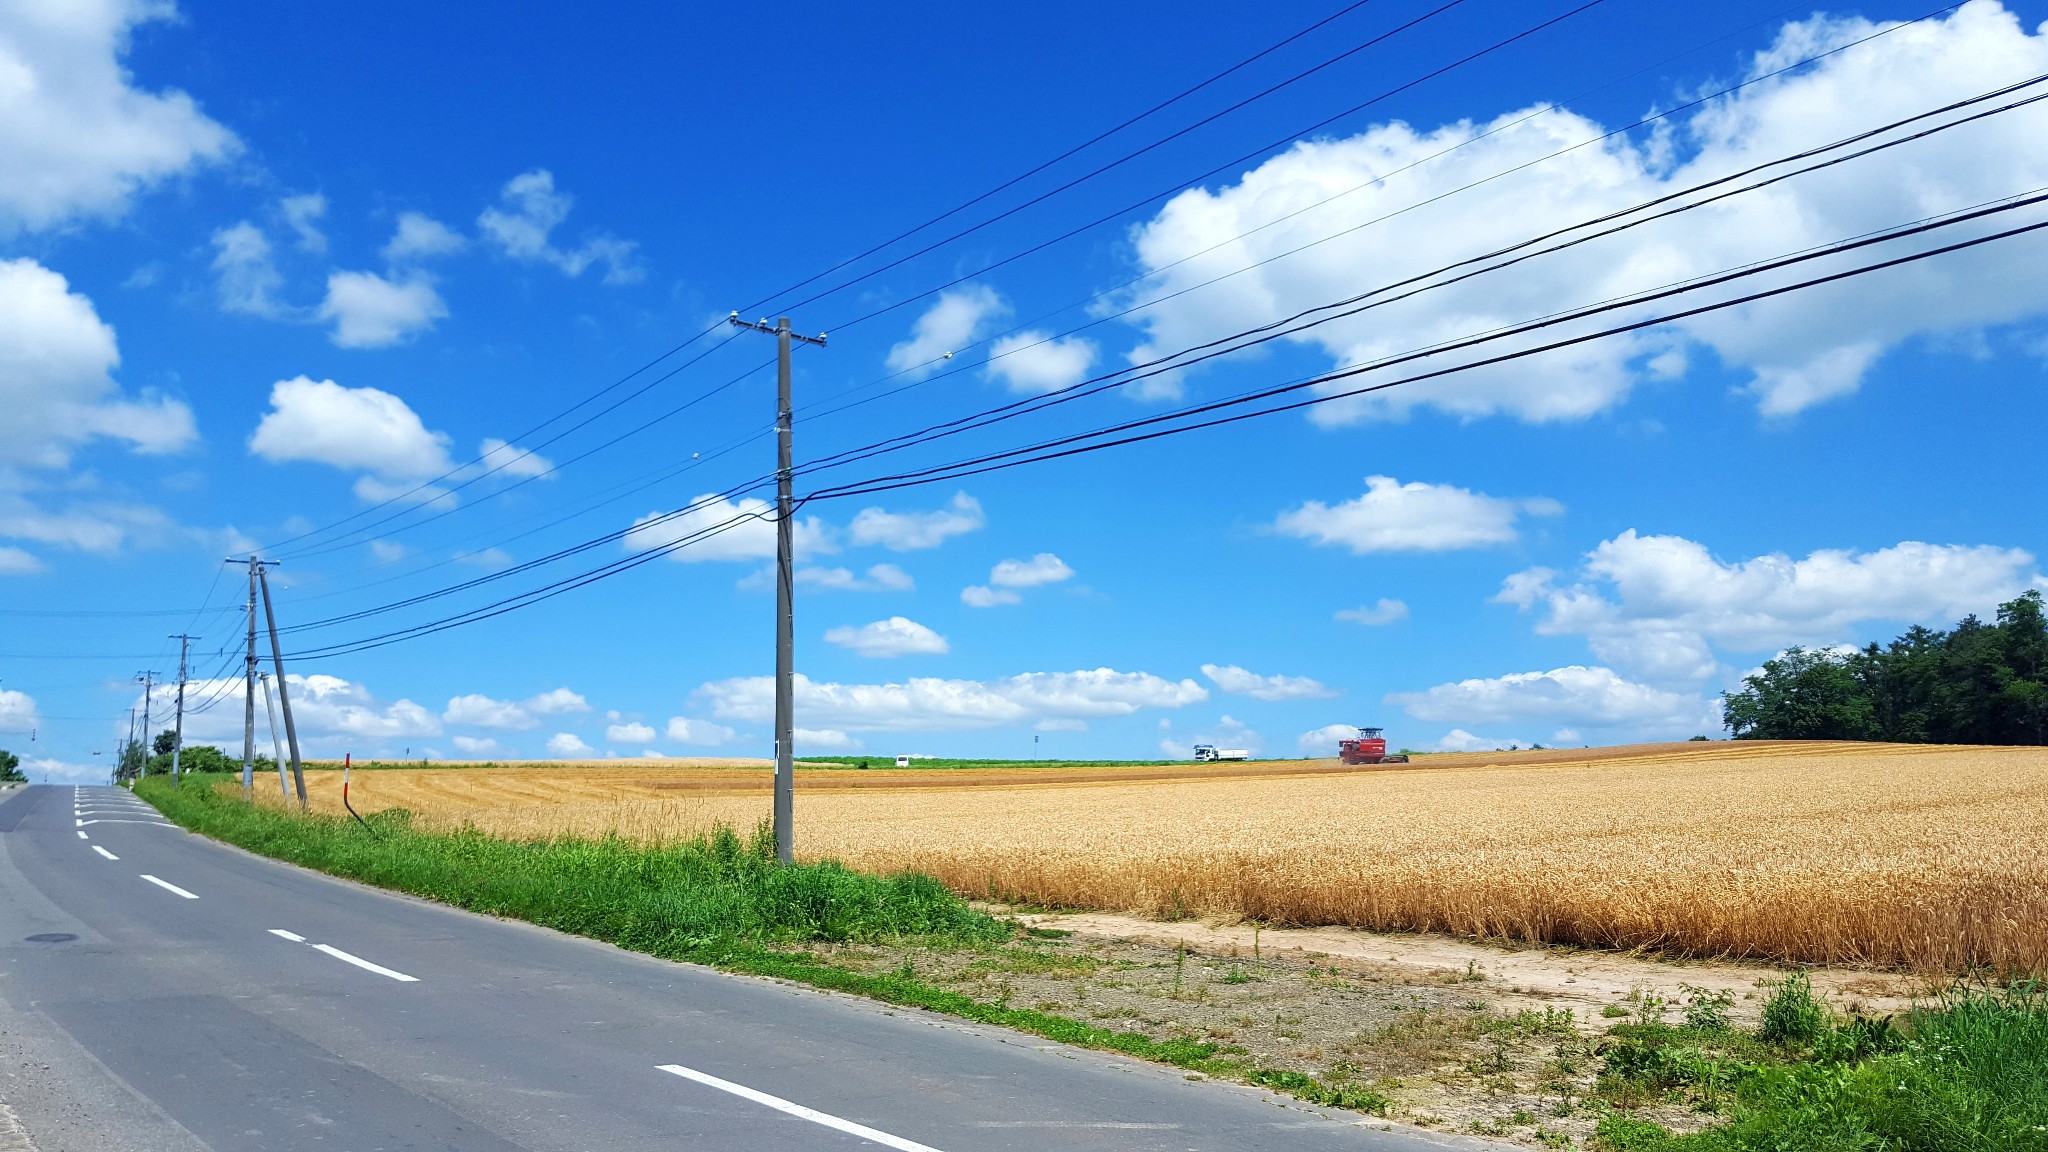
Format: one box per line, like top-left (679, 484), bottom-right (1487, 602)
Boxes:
top-left (1339, 727), bottom-right (1409, 765)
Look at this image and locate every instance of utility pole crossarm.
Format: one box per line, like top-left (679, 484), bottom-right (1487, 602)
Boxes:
top-left (726, 312), bottom-right (827, 346)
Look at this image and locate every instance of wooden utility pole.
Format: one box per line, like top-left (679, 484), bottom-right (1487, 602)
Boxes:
top-left (727, 312), bottom-right (825, 864)
top-left (228, 557), bottom-right (261, 797)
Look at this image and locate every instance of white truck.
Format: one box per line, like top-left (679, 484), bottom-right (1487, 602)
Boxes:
top-left (1191, 744), bottom-right (1250, 762)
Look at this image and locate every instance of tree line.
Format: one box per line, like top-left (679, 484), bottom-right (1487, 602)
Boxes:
top-left (1722, 590), bottom-right (2048, 743)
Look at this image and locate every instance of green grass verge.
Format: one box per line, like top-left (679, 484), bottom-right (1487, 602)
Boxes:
top-left (136, 774), bottom-right (1380, 1109)
top-left (1592, 978), bottom-right (2048, 1152)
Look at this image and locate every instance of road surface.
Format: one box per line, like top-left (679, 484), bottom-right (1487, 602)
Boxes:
top-left (0, 784), bottom-right (1490, 1151)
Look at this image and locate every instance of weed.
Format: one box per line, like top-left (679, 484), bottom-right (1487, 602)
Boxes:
top-left (1758, 972), bottom-right (1827, 1045)
top-left (1220, 966), bottom-right (1251, 985)
top-left (1679, 985), bottom-right (1735, 1032)
top-left (1602, 1004), bottom-right (1632, 1019)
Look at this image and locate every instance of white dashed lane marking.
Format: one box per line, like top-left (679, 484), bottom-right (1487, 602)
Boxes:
top-left (92, 846), bottom-right (118, 861)
top-left (657, 1063), bottom-right (945, 1152)
top-left (139, 875), bottom-right (198, 899)
top-left (268, 930), bottom-right (417, 982)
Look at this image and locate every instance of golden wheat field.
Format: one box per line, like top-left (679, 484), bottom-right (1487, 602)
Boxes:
top-left (269, 741), bottom-right (2048, 974)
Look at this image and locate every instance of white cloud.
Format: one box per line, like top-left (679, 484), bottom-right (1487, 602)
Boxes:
top-left (795, 563), bottom-right (915, 592)
top-left (478, 437), bottom-right (553, 479)
top-left (1276, 476), bottom-right (1559, 554)
top-left (986, 331), bottom-right (1098, 394)
top-left (886, 286), bottom-right (1007, 378)
top-left (848, 492), bottom-right (984, 551)
top-left (249, 376), bottom-right (453, 481)
top-left (210, 222), bottom-right (291, 318)
top-left (824, 617), bottom-right (950, 658)
top-left (1297, 722), bottom-right (1359, 756)
top-left (0, 258), bottom-right (196, 469)
top-left (606, 721), bottom-right (656, 744)
top-left (666, 716), bottom-right (736, 746)
top-left (696, 668), bottom-right (1207, 733)
top-left (450, 735), bottom-right (499, 756)
top-left (1119, 2), bottom-right (2048, 419)
top-left (0, 0), bottom-right (237, 233)
top-left (1386, 665), bottom-right (1714, 732)
top-left (279, 193), bottom-right (327, 253)
top-left (546, 732), bottom-right (594, 757)
top-left (1433, 728), bottom-right (1536, 753)
top-left (158, 674), bottom-right (438, 755)
top-left (454, 547), bottom-right (512, 569)
top-left (991, 553), bottom-right (1073, 587)
top-left (625, 495), bottom-right (832, 563)
top-left (525, 687), bottom-right (589, 715)
top-left (0, 545), bottom-right (43, 574)
top-left (959, 585), bottom-right (1020, 607)
top-left (382, 211), bottom-right (466, 263)
top-left (1201, 663), bottom-right (1337, 701)
top-left (442, 693), bottom-right (536, 730)
top-left (796, 728), bottom-right (862, 752)
top-left (477, 169), bottom-right (641, 283)
top-left (1161, 714), bottom-right (1261, 759)
top-left (0, 689), bottom-right (39, 731)
top-left (317, 270), bottom-right (447, 348)
top-left (1337, 598), bottom-right (1409, 625)
top-left (1504, 530), bottom-right (2041, 681)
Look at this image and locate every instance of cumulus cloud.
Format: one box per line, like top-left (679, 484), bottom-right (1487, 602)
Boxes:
top-left (382, 211), bottom-right (467, 263)
top-left (1119, 2), bottom-right (2048, 419)
top-left (1276, 476), bottom-right (1559, 554)
top-left (1297, 722), bottom-right (1359, 756)
top-left (886, 286), bottom-right (1006, 378)
top-left (695, 668), bottom-right (1207, 733)
top-left (986, 331), bottom-right (1098, 394)
top-left (795, 564), bottom-right (915, 593)
top-left (606, 721), bottom-right (656, 744)
top-left (158, 674), bottom-right (438, 755)
top-left (1201, 663), bottom-right (1337, 701)
top-left (249, 376), bottom-right (452, 483)
top-left (450, 735), bottom-right (499, 756)
top-left (963, 551), bottom-right (1073, 606)
top-left (0, 0), bottom-right (237, 233)
top-left (1337, 598), bottom-right (1409, 625)
top-left (625, 495), bottom-right (833, 564)
top-left (0, 546), bottom-right (43, 574)
top-left (525, 687), bottom-right (589, 715)
top-left (316, 270), bottom-right (447, 348)
top-left (1502, 530), bottom-right (2042, 681)
top-left (824, 616), bottom-right (949, 658)
top-left (1386, 665), bottom-right (1715, 732)
top-left (796, 728), bottom-right (861, 752)
top-left (442, 693), bottom-right (536, 730)
top-left (848, 493), bottom-right (984, 551)
top-left (0, 689), bottom-right (39, 732)
top-left (546, 732), bottom-right (594, 757)
top-left (0, 258), bottom-right (195, 470)
top-left (666, 716), bottom-right (736, 746)
top-left (247, 377), bottom-right (549, 502)
top-left (1433, 728), bottom-right (1537, 753)
top-left (477, 438), bottom-right (553, 480)
top-left (477, 169), bottom-right (641, 283)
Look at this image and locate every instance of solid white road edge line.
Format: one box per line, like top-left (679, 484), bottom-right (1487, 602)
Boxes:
top-left (656, 1064), bottom-right (945, 1152)
top-left (139, 874), bottom-right (199, 899)
top-left (268, 929), bottom-right (306, 942)
top-left (92, 846), bottom-right (118, 861)
top-left (311, 943), bottom-right (418, 982)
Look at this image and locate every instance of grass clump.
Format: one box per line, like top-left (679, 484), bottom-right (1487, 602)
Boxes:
top-left (1591, 980), bottom-right (2048, 1151)
top-left (139, 773), bottom-right (1001, 952)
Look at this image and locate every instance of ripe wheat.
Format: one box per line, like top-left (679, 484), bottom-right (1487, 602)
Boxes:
top-left (267, 741), bottom-right (2048, 973)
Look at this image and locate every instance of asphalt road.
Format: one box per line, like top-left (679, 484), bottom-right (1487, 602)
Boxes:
top-left (0, 784), bottom-right (1490, 1152)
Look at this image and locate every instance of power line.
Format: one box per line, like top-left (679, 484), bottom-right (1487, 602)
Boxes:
top-left (742, 0), bottom-right (1386, 312)
top-left (799, 1), bottom-right (1979, 424)
top-left (793, 75), bottom-right (2048, 483)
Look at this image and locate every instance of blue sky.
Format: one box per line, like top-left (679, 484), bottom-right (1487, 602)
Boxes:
top-left (5, 0), bottom-right (2048, 780)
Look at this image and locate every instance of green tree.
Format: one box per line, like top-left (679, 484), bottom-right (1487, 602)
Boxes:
top-left (1722, 647), bottom-right (1878, 740)
top-left (0, 749), bottom-right (24, 783)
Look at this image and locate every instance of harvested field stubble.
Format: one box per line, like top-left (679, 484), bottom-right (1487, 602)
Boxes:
top-left (266, 741), bottom-right (2048, 974)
